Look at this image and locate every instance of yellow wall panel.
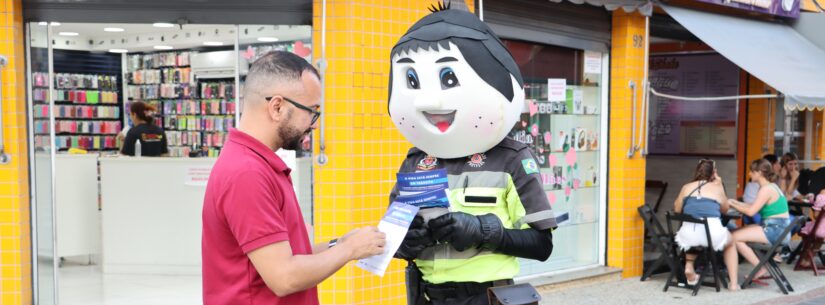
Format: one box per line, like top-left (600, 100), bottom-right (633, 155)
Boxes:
top-left (606, 10), bottom-right (647, 278)
top-left (0, 0), bottom-right (31, 304)
top-left (312, 1), bottom-right (472, 303)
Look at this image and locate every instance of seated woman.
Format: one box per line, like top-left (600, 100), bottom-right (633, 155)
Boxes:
top-left (725, 159), bottom-right (791, 291)
top-left (673, 159), bottom-right (730, 285)
top-left (778, 152), bottom-right (805, 201)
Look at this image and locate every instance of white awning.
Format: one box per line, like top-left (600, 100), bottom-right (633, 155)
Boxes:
top-left (550, 0), bottom-right (653, 16)
top-left (662, 4), bottom-right (825, 111)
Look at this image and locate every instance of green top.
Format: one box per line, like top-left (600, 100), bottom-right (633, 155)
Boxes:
top-left (760, 184), bottom-right (789, 218)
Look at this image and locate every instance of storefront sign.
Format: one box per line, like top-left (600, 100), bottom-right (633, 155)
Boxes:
top-left (547, 78), bottom-right (567, 102)
top-left (695, 0), bottom-right (800, 18)
top-left (184, 166), bottom-right (213, 186)
top-left (648, 54), bottom-right (739, 156)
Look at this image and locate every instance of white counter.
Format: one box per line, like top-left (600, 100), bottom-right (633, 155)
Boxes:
top-left (55, 154), bottom-right (101, 260)
top-left (99, 157), bottom-right (216, 275)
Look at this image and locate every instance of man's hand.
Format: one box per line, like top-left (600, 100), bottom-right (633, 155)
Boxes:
top-left (339, 226), bottom-right (386, 260)
top-left (429, 212), bottom-right (503, 252)
top-left (395, 216), bottom-right (434, 260)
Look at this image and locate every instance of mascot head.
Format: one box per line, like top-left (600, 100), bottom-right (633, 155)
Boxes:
top-left (388, 2), bottom-right (525, 159)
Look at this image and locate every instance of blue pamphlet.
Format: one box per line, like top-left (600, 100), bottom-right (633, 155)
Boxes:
top-left (397, 169), bottom-right (449, 194)
top-left (394, 188), bottom-right (450, 208)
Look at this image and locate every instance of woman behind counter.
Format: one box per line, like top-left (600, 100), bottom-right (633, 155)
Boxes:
top-left (120, 101), bottom-right (169, 157)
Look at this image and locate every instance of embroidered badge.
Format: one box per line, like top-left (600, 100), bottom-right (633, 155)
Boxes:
top-left (417, 155), bottom-right (438, 171)
top-left (521, 159), bottom-right (539, 175)
top-left (467, 153), bottom-right (487, 168)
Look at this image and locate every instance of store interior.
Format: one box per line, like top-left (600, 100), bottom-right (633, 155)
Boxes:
top-left (29, 22), bottom-right (313, 305)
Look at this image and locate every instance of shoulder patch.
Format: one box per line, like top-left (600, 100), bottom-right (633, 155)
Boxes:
top-left (521, 158), bottom-right (540, 175)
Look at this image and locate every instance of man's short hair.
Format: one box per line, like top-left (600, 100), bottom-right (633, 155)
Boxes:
top-left (762, 154), bottom-right (778, 164)
top-left (245, 51), bottom-right (319, 98)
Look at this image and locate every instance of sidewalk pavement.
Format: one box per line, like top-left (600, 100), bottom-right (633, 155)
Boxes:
top-left (539, 263), bottom-right (825, 305)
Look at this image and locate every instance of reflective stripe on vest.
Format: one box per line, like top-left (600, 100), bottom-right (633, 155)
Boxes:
top-left (416, 171), bottom-right (525, 284)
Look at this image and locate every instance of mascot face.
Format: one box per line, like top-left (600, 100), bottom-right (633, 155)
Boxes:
top-left (388, 8), bottom-right (524, 159)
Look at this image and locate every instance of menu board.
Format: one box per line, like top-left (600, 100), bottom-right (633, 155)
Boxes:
top-left (648, 54), bottom-right (739, 156)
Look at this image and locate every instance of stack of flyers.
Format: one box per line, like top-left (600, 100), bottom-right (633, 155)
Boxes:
top-left (395, 169), bottom-right (450, 209)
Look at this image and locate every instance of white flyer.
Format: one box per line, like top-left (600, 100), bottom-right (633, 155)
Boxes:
top-left (356, 202), bottom-right (420, 277)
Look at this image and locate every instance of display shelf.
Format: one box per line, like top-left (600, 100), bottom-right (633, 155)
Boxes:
top-left (39, 132), bottom-right (120, 136)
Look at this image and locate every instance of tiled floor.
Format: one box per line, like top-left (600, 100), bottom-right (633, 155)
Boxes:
top-left (58, 262), bottom-right (201, 305)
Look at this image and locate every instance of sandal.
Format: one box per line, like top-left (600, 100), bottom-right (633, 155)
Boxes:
top-left (752, 278), bottom-right (769, 286)
top-left (685, 272), bottom-right (699, 286)
top-left (756, 274), bottom-right (772, 280)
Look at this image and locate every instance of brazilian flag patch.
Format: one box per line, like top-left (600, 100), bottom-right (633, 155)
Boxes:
top-left (521, 159), bottom-right (539, 175)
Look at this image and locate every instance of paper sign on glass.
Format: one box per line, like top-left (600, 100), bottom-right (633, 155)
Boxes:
top-left (356, 202), bottom-right (420, 277)
top-left (547, 79), bottom-right (567, 102)
top-left (584, 51), bottom-right (602, 74)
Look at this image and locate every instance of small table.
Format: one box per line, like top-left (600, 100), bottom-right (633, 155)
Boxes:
top-left (789, 200), bottom-right (813, 216)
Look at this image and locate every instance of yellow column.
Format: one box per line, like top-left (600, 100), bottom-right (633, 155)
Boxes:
top-left (311, 1), bottom-right (474, 304)
top-left (607, 10), bottom-right (647, 278)
top-left (813, 110), bottom-right (824, 161)
top-left (744, 75), bottom-right (776, 165)
top-left (0, 0), bottom-right (32, 304)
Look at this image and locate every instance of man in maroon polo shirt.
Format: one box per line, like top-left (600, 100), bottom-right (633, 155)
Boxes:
top-left (202, 51), bottom-right (386, 305)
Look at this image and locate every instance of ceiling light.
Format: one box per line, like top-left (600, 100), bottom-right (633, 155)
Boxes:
top-left (58, 32), bottom-right (79, 37)
top-left (38, 22), bottom-right (48, 26)
top-left (104, 27), bottom-right (125, 32)
top-left (108, 49), bottom-right (129, 53)
top-left (203, 41), bottom-right (224, 46)
top-left (39, 22), bottom-right (61, 26)
top-left (153, 45), bottom-right (173, 50)
top-left (257, 37), bottom-right (279, 42)
top-left (153, 23), bottom-right (175, 28)
top-left (51, 22), bottom-right (61, 26)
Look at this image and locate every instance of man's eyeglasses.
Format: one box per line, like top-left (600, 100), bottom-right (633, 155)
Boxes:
top-left (265, 96), bottom-right (321, 125)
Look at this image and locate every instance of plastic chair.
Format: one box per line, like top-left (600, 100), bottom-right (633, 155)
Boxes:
top-left (638, 205), bottom-right (679, 282)
top-left (741, 216), bottom-right (807, 294)
top-left (663, 212), bottom-right (726, 296)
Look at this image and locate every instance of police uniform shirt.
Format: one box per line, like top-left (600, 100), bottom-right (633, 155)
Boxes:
top-left (121, 124), bottom-right (169, 157)
top-left (389, 137), bottom-right (557, 284)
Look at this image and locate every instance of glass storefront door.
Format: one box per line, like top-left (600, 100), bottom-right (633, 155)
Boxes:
top-left (27, 21), bottom-right (58, 304)
top-left (503, 39), bottom-right (609, 277)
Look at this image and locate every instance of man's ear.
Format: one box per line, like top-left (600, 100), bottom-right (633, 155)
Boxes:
top-left (267, 96), bottom-right (283, 122)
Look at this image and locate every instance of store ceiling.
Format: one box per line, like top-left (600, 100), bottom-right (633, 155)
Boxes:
top-left (31, 23), bottom-right (312, 53)
top-left (23, 0), bottom-right (312, 25)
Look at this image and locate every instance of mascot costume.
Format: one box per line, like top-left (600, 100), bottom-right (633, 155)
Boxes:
top-left (389, 2), bottom-right (557, 304)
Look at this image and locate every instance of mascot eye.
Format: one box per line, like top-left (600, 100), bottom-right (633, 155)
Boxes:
top-left (440, 67), bottom-right (460, 89)
top-left (406, 68), bottom-right (420, 89)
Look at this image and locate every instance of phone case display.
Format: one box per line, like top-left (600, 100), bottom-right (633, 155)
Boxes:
top-left (34, 120), bottom-right (122, 135)
top-left (127, 51), bottom-right (236, 157)
top-left (36, 135), bottom-right (118, 150)
top-left (32, 72), bottom-right (123, 151)
top-left (508, 82), bottom-right (603, 222)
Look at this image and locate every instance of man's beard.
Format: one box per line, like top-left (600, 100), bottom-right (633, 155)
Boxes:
top-left (279, 123), bottom-right (308, 151)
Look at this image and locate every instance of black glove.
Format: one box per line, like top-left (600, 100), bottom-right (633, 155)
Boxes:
top-left (395, 216), bottom-right (434, 260)
top-left (428, 212), bottom-right (504, 251)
